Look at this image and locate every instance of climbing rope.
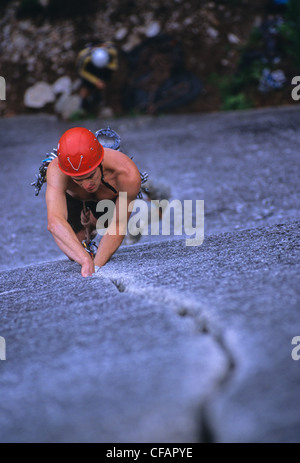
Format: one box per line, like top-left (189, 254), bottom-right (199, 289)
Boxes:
top-left (80, 201), bottom-right (99, 259)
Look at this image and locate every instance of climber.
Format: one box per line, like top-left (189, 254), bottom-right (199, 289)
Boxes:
top-left (46, 127), bottom-right (141, 277)
top-left (76, 42), bottom-right (119, 112)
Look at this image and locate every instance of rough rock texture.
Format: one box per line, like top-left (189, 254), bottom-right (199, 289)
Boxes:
top-left (24, 81), bottom-right (55, 108)
top-left (0, 105), bottom-right (299, 442)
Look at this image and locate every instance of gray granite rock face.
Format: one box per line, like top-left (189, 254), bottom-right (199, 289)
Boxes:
top-left (0, 107), bottom-right (299, 442)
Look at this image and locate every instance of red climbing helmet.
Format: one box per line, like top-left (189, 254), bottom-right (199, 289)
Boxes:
top-left (57, 127), bottom-right (104, 176)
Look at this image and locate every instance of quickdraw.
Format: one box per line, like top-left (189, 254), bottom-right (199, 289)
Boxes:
top-left (81, 239), bottom-right (98, 259)
top-left (31, 149), bottom-right (58, 196)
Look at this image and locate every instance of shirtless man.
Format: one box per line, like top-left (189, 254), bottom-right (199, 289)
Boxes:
top-left (46, 127), bottom-right (141, 277)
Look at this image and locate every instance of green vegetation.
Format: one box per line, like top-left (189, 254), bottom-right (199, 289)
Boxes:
top-left (220, 90), bottom-right (253, 111)
top-left (210, 4), bottom-right (299, 112)
top-left (209, 57), bottom-right (264, 111)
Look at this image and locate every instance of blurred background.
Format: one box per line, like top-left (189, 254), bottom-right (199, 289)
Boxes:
top-left (0, 0), bottom-right (299, 119)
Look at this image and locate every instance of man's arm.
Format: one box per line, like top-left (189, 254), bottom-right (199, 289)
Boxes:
top-left (46, 162), bottom-right (94, 277)
top-left (94, 162), bottom-right (141, 268)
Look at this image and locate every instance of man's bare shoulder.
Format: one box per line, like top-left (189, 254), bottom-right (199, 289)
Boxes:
top-left (104, 148), bottom-right (140, 175)
top-left (46, 157), bottom-right (68, 191)
top-left (103, 148), bottom-right (141, 197)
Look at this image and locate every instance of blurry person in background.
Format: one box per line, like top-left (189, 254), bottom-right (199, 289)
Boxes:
top-left (76, 41), bottom-right (119, 113)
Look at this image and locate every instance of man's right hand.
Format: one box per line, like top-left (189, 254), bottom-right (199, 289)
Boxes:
top-left (81, 258), bottom-right (95, 277)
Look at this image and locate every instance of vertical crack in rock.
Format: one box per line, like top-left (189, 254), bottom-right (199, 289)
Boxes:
top-left (110, 278), bottom-right (126, 293)
top-left (177, 302), bottom-right (236, 443)
top-left (108, 275), bottom-right (236, 443)
top-left (197, 330), bottom-right (236, 443)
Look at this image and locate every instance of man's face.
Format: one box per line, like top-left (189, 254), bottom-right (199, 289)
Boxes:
top-left (71, 166), bottom-right (101, 193)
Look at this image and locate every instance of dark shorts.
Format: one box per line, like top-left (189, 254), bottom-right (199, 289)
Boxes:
top-left (66, 193), bottom-right (116, 234)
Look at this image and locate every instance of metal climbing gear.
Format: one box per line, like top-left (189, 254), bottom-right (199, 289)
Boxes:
top-left (81, 238), bottom-right (98, 259)
top-left (95, 127), bottom-right (121, 150)
top-left (80, 202), bottom-right (99, 258)
top-left (31, 149), bottom-right (58, 196)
